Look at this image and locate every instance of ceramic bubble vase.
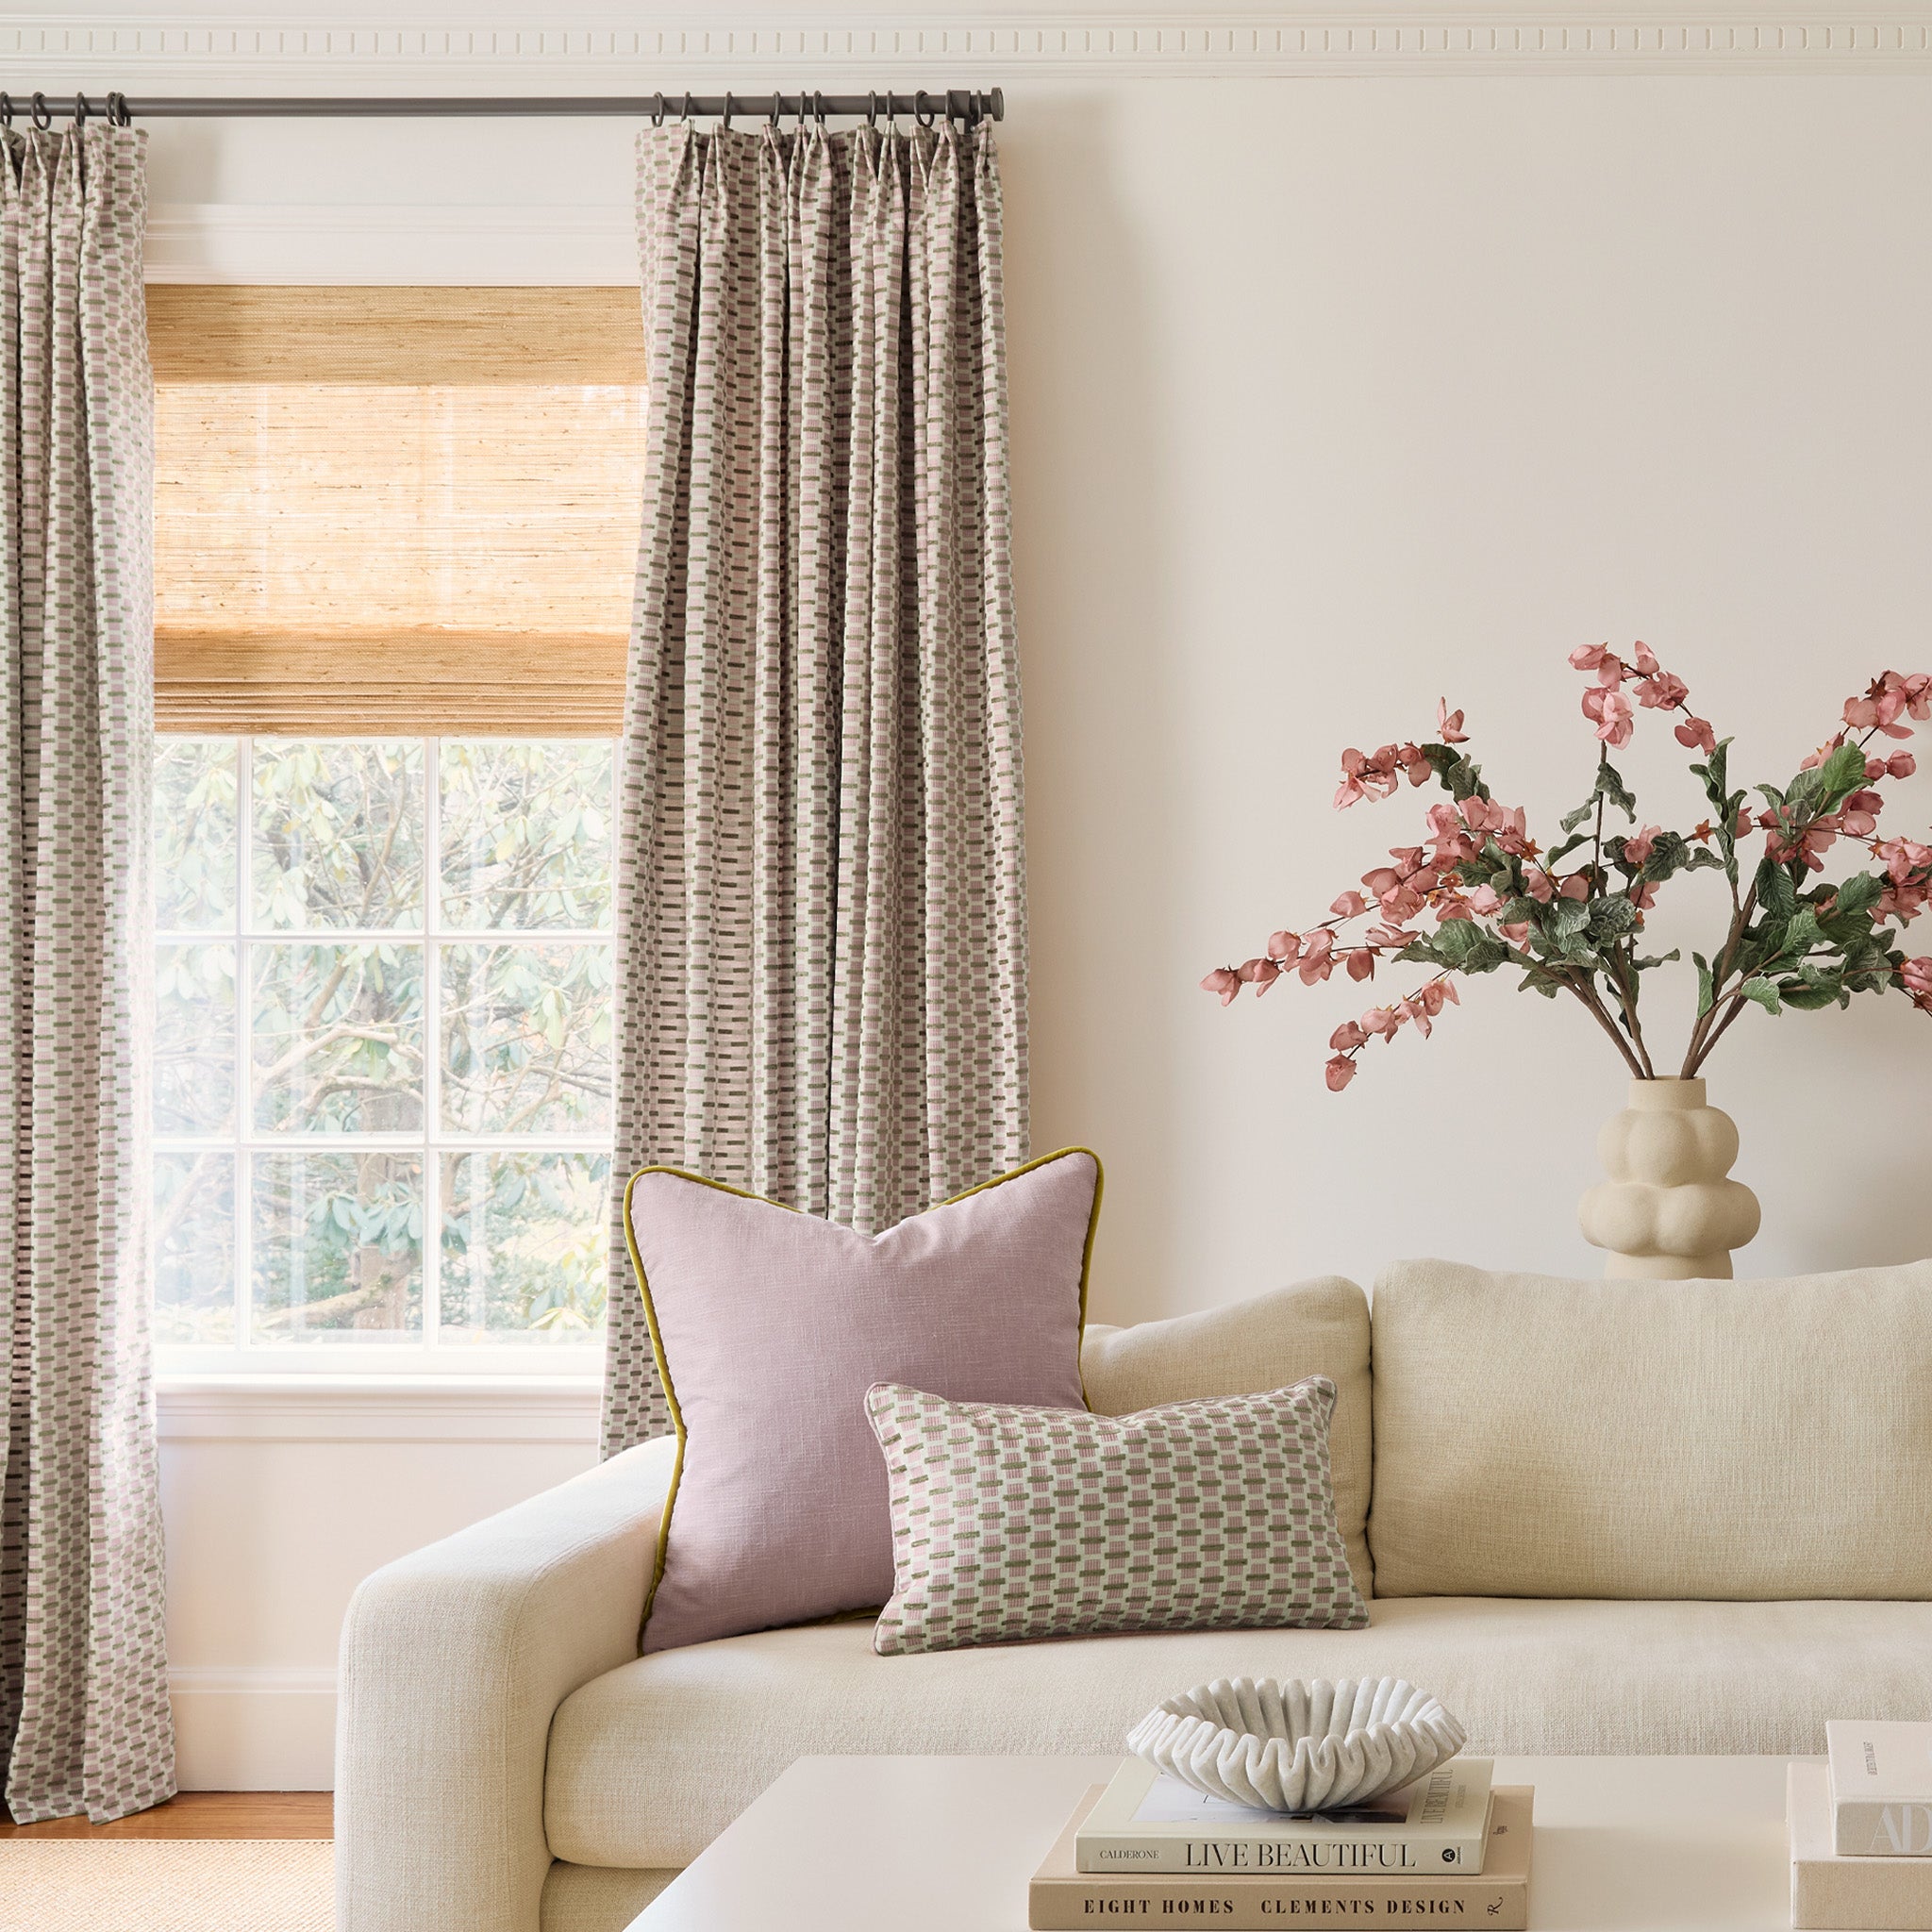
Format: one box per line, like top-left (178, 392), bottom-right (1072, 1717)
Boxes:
top-left (1577, 1076), bottom-right (1760, 1280)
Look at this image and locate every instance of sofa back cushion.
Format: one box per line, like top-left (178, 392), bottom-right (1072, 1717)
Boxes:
top-left (1081, 1276), bottom-right (1373, 1596)
top-left (1368, 1256), bottom-right (1932, 1600)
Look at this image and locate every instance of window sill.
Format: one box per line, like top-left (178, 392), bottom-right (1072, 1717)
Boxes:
top-left (156, 1374), bottom-right (604, 1444)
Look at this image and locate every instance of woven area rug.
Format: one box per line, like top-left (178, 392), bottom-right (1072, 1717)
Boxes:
top-left (0, 1840), bottom-right (333, 1931)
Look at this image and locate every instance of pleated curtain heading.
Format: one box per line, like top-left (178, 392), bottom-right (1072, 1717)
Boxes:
top-left (0, 122), bottom-right (175, 1823)
top-left (605, 120), bottom-right (1029, 1455)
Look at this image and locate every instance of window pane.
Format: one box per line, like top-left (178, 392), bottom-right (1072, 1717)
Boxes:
top-left (439, 741), bottom-right (614, 930)
top-left (252, 741), bottom-right (424, 930)
top-left (155, 941), bottom-right (237, 1135)
top-left (154, 1151), bottom-right (236, 1344)
top-left (252, 1150), bottom-right (424, 1341)
top-left (254, 942), bottom-right (425, 1132)
top-left (441, 942), bottom-right (612, 1134)
top-left (155, 738), bottom-right (237, 929)
top-left (441, 1151), bottom-right (609, 1341)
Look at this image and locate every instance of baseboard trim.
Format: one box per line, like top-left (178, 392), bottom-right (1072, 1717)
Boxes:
top-left (170, 1670), bottom-right (338, 1790)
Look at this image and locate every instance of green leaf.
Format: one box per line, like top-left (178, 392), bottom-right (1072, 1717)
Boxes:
top-left (1831, 872), bottom-right (1883, 920)
top-left (1740, 976), bottom-right (1784, 1016)
top-left (1588, 896), bottom-right (1639, 941)
top-left (1558, 801), bottom-right (1595, 836)
top-left (1811, 741), bottom-right (1870, 811)
top-left (1693, 951), bottom-right (1716, 1019)
top-left (1779, 982), bottom-right (1842, 1011)
top-left (1634, 949), bottom-right (1682, 971)
top-left (1549, 897), bottom-right (1592, 939)
top-left (1593, 759), bottom-right (1638, 821)
top-left (1424, 744), bottom-right (1491, 803)
top-left (1755, 858), bottom-right (1798, 921)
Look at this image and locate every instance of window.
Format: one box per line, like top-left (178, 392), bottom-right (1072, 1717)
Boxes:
top-left (147, 287), bottom-right (645, 1374)
top-left (154, 736), bottom-right (617, 1373)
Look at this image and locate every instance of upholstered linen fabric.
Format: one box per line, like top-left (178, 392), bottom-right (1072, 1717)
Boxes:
top-left (1081, 1277), bottom-right (1373, 1596)
top-left (867, 1377), bottom-right (1365, 1656)
top-left (540, 1864), bottom-right (675, 1932)
top-left (335, 1438), bottom-right (676, 1932)
top-left (1369, 1256), bottom-right (1932, 1600)
top-left (0, 123), bottom-right (174, 1824)
top-left (606, 119), bottom-right (1028, 1457)
top-left (628, 1149), bottom-right (1099, 1655)
top-left (545, 1594), bottom-right (1932, 1869)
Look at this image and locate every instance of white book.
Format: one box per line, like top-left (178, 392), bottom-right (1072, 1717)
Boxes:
top-left (1826, 1721), bottom-right (1932, 1857)
top-left (1074, 1754), bottom-right (1494, 1875)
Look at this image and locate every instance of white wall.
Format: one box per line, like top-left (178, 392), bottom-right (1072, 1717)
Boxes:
top-left (25, 7), bottom-right (1932, 1785)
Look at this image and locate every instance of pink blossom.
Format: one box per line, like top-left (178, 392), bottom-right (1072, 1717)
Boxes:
top-left (1324, 1054), bottom-right (1357, 1091)
top-left (1297, 929), bottom-right (1337, 984)
top-left (1623, 824), bottom-right (1661, 867)
top-left (1902, 958), bottom-right (1932, 1011)
top-left (1239, 957), bottom-right (1280, 993)
top-left (1558, 873), bottom-right (1591, 900)
top-left (1335, 746), bottom-right (1399, 809)
top-left (1346, 948), bottom-right (1376, 982)
top-left (1466, 883), bottom-right (1505, 915)
top-left (1635, 672), bottom-right (1690, 711)
top-left (1266, 930), bottom-right (1302, 961)
top-left (1734, 808), bottom-right (1754, 838)
top-left (1397, 743), bottom-right (1434, 788)
top-left (1582, 685), bottom-right (1635, 747)
top-left (1569, 642), bottom-right (1613, 673)
top-left (1845, 671), bottom-right (1932, 738)
top-left (1674, 716), bottom-right (1718, 755)
top-left (1202, 967), bottom-right (1241, 1005)
top-left (1436, 698), bottom-right (1468, 744)
top-left (1367, 924), bottom-right (1421, 949)
top-left (1329, 1022), bottom-right (1368, 1051)
top-left (1361, 1006), bottom-right (1401, 1040)
top-left (1400, 998), bottom-right (1432, 1039)
top-left (1890, 751), bottom-right (1918, 779)
top-left (1524, 868), bottom-right (1556, 904)
top-left (1631, 641), bottom-right (1660, 675)
top-left (1499, 920), bottom-right (1533, 945)
top-left (1434, 897), bottom-right (1473, 923)
top-left (1630, 880), bottom-right (1657, 911)
top-left (1840, 789), bottom-right (1885, 839)
top-left (1331, 891), bottom-right (1369, 919)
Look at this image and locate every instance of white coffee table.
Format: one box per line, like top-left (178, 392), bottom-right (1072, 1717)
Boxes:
top-left (628, 1753), bottom-right (1797, 1930)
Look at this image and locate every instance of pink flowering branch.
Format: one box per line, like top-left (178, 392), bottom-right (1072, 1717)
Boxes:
top-left (1205, 650), bottom-right (1932, 1090)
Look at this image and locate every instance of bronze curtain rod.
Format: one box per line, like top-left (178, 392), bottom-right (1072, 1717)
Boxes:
top-left (3, 89), bottom-right (1005, 128)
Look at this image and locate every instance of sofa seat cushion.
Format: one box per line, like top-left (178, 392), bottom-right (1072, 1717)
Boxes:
top-left (543, 1595), bottom-right (1932, 1867)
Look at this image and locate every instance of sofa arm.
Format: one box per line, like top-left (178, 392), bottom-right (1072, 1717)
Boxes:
top-left (335, 1435), bottom-right (677, 1932)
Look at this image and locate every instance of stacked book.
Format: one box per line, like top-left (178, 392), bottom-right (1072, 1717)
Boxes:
top-left (1791, 1723), bottom-right (1932, 1930)
top-left (1029, 1755), bottom-right (1533, 1929)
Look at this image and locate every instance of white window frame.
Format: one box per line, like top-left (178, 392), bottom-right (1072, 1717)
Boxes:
top-left (155, 730), bottom-right (618, 1380)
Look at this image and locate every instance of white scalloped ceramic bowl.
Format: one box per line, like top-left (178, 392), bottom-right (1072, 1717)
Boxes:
top-left (1126, 1675), bottom-right (1467, 1813)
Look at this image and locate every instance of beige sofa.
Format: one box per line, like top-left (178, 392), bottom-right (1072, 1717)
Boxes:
top-left (336, 1256), bottom-right (1932, 1932)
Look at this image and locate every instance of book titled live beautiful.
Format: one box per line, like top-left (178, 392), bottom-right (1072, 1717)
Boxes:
top-left (1031, 1785), bottom-right (1534, 1930)
top-left (1076, 1756), bottom-right (1495, 1874)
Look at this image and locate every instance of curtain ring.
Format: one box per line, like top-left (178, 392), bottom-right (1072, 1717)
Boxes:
top-left (769, 92), bottom-right (784, 131)
top-left (29, 92), bottom-right (50, 130)
top-left (679, 92), bottom-right (694, 124)
top-left (867, 91), bottom-right (878, 128)
top-left (108, 91), bottom-right (131, 126)
top-left (720, 91), bottom-right (733, 132)
top-left (813, 89), bottom-right (827, 129)
top-left (914, 90), bottom-right (936, 128)
top-left (72, 92), bottom-right (88, 128)
top-left (0, 94), bottom-right (13, 131)
top-left (650, 92), bottom-right (665, 126)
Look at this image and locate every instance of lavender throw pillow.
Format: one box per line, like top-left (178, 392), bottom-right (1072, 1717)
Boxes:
top-left (865, 1375), bottom-right (1367, 1656)
top-left (627, 1148), bottom-right (1101, 1654)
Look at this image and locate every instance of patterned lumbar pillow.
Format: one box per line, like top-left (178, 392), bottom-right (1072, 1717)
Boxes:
top-left (865, 1375), bottom-right (1367, 1656)
top-left (627, 1147), bottom-right (1102, 1654)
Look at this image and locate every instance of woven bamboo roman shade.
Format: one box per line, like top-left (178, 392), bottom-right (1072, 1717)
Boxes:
top-left (148, 286), bottom-right (645, 735)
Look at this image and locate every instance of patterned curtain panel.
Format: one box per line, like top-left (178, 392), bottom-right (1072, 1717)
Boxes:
top-left (0, 125), bottom-right (174, 1823)
top-left (604, 122), bottom-right (1029, 1455)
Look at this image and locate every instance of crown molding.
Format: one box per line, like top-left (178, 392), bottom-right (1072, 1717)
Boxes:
top-left (11, 11), bottom-right (1932, 83)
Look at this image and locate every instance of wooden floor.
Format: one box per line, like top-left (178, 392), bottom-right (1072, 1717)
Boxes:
top-left (0, 1791), bottom-right (333, 1840)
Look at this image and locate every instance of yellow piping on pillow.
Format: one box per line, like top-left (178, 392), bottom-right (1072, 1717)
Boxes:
top-left (620, 1147), bottom-right (1106, 1649)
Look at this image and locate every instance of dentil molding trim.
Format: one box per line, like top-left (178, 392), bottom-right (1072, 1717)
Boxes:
top-left (12, 11), bottom-right (1932, 81)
